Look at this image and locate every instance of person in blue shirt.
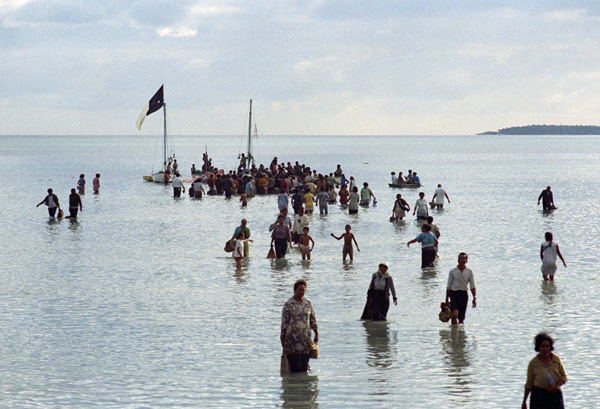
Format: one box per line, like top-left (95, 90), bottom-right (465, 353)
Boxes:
top-left (412, 172), bottom-right (421, 185)
top-left (407, 224), bottom-right (438, 268)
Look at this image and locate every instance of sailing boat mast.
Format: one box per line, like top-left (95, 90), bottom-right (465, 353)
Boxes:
top-left (246, 99), bottom-right (252, 169)
top-left (163, 102), bottom-right (167, 172)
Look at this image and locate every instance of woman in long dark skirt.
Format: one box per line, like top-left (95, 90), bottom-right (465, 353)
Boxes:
top-left (362, 263), bottom-right (397, 321)
top-left (271, 215), bottom-right (293, 258)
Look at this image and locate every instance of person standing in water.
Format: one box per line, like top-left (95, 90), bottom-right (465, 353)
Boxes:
top-left (331, 224), bottom-right (360, 261)
top-left (391, 194), bottom-right (410, 220)
top-left (432, 184), bottom-right (450, 209)
top-left (362, 262), bottom-right (397, 321)
top-left (316, 187), bottom-right (329, 215)
top-left (538, 186), bottom-right (556, 211)
top-left (172, 173), bottom-right (185, 197)
top-left (271, 215), bottom-right (293, 258)
top-left (232, 219), bottom-right (251, 258)
top-left (540, 232), bottom-right (567, 281)
top-left (280, 279), bottom-right (318, 373)
top-left (445, 253), bottom-right (476, 325)
top-left (348, 186), bottom-right (360, 214)
top-left (92, 173), bottom-right (100, 194)
top-left (360, 182), bottom-right (376, 206)
top-left (36, 188), bottom-right (61, 218)
top-left (413, 192), bottom-right (429, 220)
top-left (77, 174), bottom-right (85, 195)
top-left (66, 188), bottom-right (82, 218)
top-left (298, 227), bottom-right (315, 260)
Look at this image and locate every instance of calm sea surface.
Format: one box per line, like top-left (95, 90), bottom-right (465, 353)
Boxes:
top-left (1, 134), bottom-right (599, 408)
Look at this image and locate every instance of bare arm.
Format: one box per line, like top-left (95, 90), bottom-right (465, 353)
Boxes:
top-left (310, 237), bottom-right (315, 250)
top-left (331, 233), bottom-right (342, 240)
top-left (352, 235), bottom-right (360, 252)
top-left (445, 193), bottom-right (450, 202)
top-left (540, 245), bottom-right (544, 261)
top-left (407, 238), bottom-right (417, 247)
top-left (471, 287), bottom-right (477, 307)
top-left (556, 245), bottom-right (567, 267)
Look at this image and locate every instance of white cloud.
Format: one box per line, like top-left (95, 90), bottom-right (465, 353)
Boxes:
top-left (189, 5), bottom-right (241, 16)
top-left (544, 9), bottom-right (586, 21)
top-left (157, 26), bottom-right (198, 37)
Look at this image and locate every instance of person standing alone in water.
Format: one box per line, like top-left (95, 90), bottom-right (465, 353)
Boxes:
top-left (540, 232), bottom-right (566, 281)
top-left (93, 173), bottom-right (100, 194)
top-left (538, 186), bottom-right (556, 211)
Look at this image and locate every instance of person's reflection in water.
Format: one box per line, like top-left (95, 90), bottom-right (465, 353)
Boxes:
top-left (363, 321), bottom-right (397, 370)
top-left (419, 266), bottom-right (438, 297)
top-left (439, 326), bottom-right (474, 402)
top-left (281, 373), bottom-right (319, 408)
top-left (540, 281), bottom-right (558, 307)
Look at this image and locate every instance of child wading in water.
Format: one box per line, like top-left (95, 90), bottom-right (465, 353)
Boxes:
top-left (298, 227), bottom-right (315, 260)
top-left (235, 232), bottom-right (253, 269)
top-left (331, 224), bottom-right (360, 261)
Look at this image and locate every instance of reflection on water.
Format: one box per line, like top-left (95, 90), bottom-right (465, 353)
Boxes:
top-left (540, 281), bottom-right (558, 306)
top-left (363, 321), bottom-right (397, 370)
top-left (419, 266), bottom-right (439, 296)
top-left (281, 373), bottom-right (319, 408)
top-left (342, 260), bottom-right (355, 273)
top-left (439, 327), bottom-right (475, 402)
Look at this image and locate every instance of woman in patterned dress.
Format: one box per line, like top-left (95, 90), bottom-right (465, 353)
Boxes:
top-left (280, 279), bottom-right (319, 372)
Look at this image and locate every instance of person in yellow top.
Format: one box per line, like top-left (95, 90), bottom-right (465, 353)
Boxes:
top-left (522, 332), bottom-right (567, 409)
top-left (302, 189), bottom-right (315, 214)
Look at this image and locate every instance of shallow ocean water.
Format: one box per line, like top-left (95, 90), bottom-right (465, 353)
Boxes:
top-left (1, 134), bottom-right (599, 408)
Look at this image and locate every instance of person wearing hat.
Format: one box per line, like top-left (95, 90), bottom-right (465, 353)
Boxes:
top-left (362, 262), bottom-right (397, 321)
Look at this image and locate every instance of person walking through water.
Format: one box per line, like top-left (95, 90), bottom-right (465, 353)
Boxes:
top-left (413, 192), bottom-right (429, 220)
top-left (361, 262), bottom-right (397, 321)
top-left (407, 224), bottom-right (438, 268)
top-left (66, 188), bottom-right (82, 218)
top-left (280, 279), bottom-right (318, 372)
top-left (92, 173), bottom-right (100, 194)
top-left (36, 188), bottom-right (61, 218)
top-left (77, 174), bottom-right (85, 195)
top-left (445, 253), bottom-right (476, 325)
top-left (538, 186), bottom-right (556, 211)
top-left (522, 332), bottom-right (567, 409)
top-left (232, 219), bottom-right (251, 258)
top-left (271, 215), bottom-right (293, 259)
top-left (234, 231), bottom-right (253, 269)
top-left (391, 193), bottom-right (410, 220)
top-left (540, 232), bottom-right (566, 281)
top-left (432, 184), bottom-right (450, 209)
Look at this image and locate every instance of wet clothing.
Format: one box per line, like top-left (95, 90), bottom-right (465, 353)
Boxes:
top-left (363, 271), bottom-right (397, 321)
top-left (281, 297), bottom-right (318, 372)
top-left (525, 353), bottom-right (567, 409)
top-left (538, 189), bottom-right (554, 211)
top-left (541, 241), bottom-right (559, 277)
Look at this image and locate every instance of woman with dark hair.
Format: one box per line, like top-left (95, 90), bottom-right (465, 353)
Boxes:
top-left (270, 215), bottom-right (292, 258)
top-left (522, 333), bottom-right (567, 409)
top-left (407, 224), bottom-right (438, 268)
top-left (280, 279), bottom-right (318, 372)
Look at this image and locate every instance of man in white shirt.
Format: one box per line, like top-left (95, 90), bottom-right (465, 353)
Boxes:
top-left (291, 207), bottom-right (309, 244)
top-left (432, 184), bottom-right (451, 209)
top-left (172, 173), bottom-right (185, 197)
top-left (445, 253), bottom-right (476, 325)
top-left (391, 172), bottom-right (399, 185)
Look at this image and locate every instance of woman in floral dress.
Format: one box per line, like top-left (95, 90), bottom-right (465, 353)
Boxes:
top-left (280, 279), bottom-right (319, 372)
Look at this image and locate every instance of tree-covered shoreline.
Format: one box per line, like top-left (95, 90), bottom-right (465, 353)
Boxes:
top-left (479, 125), bottom-right (600, 135)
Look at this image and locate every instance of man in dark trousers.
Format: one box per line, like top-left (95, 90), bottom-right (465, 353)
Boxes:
top-left (537, 186), bottom-right (555, 211)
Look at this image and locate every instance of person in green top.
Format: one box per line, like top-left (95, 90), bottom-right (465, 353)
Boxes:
top-left (348, 186), bottom-right (360, 214)
top-left (232, 219), bottom-right (251, 258)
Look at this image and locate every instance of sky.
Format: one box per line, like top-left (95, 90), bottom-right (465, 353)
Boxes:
top-left (1, 0), bottom-right (600, 135)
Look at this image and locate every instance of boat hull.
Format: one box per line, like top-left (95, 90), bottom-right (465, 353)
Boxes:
top-left (389, 183), bottom-right (421, 188)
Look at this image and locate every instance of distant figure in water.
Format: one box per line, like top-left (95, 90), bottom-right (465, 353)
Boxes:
top-left (92, 173), bottom-right (100, 194)
top-left (538, 186), bottom-right (556, 211)
top-left (36, 188), bottom-right (61, 218)
top-left (77, 174), bottom-right (85, 195)
top-left (432, 184), bottom-right (450, 209)
top-left (234, 231), bottom-right (253, 269)
top-left (362, 262), bottom-right (397, 321)
top-left (540, 232), bottom-right (567, 281)
top-left (240, 192), bottom-right (247, 207)
top-left (66, 188), bottom-right (82, 218)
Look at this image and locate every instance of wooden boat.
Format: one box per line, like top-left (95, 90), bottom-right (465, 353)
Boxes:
top-left (389, 183), bottom-right (421, 188)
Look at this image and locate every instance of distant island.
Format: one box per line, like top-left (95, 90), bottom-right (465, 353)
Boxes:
top-left (479, 125), bottom-right (600, 135)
